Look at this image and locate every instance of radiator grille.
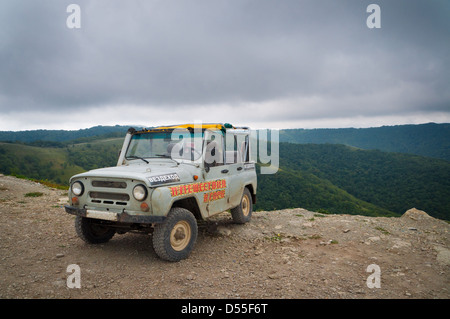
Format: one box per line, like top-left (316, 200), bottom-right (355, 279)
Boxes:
top-left (89, 191), bottom-right (130, 201)
top-left (91, 180), bottom-right (127, 188)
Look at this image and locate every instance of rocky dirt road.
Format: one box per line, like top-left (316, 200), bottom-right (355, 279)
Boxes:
top-left (0, 175), bottom-right (448, 299)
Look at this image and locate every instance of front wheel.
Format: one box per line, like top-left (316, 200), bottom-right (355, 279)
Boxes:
top-left (231, 187), bottom-right (253, 224)
top-left (75, 216), bottom-right (115, 244)
top-left (152, 207), bottom-right (198, 262)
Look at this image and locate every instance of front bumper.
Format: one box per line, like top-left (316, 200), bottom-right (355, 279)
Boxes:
top-left (64, 205), bottom-right (166, 224)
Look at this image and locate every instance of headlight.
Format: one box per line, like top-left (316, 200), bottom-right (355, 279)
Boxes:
top-left (133, 184), bottom-right (147, 201)
top-left (71, 181), bottom-right (84, 196)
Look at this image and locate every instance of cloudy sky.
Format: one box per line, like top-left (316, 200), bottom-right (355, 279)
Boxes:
top-left (0, 0), bottom-right (449, 131)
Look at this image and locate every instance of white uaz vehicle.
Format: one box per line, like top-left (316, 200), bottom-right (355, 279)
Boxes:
top-left (65, 123), bottom-right (257, 261)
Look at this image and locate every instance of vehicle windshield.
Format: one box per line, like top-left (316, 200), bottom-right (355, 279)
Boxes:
top-left (125, 130), bottom-right (205, 162)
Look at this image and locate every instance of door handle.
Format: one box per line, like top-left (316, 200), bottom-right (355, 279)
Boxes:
top-left (237, 167), bottom-right (243, 171)
top-left (221, 169), bottom-right (229, 174)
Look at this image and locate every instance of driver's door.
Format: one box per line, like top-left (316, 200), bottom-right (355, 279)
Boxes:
top-left (201, 130), bottom-right (230, 217)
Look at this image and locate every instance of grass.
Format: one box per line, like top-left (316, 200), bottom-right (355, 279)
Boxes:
top-left (265, 233), bottom-right (283, 242)
top-left (11, 174), bottom-right (69, 190)
top-left (24, 192), bottom-right (44, 197)
top-left (37, 179), bottom-right (69, 190)
top-left (375, 226), bottom-right (390, 235)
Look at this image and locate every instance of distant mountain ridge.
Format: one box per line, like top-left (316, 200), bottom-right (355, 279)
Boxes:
top-left (1, 123), bottom-right (449, 161)
top-left (0, 125), bottom-right (130, 143)
top-left (279, 122), bottom-right (450, 161)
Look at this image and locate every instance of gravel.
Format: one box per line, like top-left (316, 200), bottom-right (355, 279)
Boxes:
top-left (0, 175), bottom-right (448, 299)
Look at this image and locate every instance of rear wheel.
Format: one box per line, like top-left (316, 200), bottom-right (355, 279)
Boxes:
top-left (152, 207), bottom-right (198, 262)
top-left (75, 216), bottom-right (115, 244)
top-left (231, 187), bottom-right (253, 224)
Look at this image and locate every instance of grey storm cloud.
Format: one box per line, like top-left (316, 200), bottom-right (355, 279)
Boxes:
top-left (0, 0), bottom-right (449, 127)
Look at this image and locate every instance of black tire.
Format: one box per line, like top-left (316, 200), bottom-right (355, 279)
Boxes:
top-left (75, 216), bottom-right (115, 244)
top-left (231, 187), bottom-right (253, 224)
top-left (152, 207), bottom-right (198, 262)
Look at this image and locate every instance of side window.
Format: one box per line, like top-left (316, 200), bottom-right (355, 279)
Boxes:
top-left (204, 131), bottom-right (224, 167)
top-left (241, 135), bottom-right (249, 163)
top-left (225, 133), bottom-right (237, 164)
top-left (224, 133), bottom-right (249, 164)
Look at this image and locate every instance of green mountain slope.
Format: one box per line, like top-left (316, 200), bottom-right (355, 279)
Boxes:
top-left (65, 137), bottom-right (124, 170)
top-left (272, 143), bottom-right (450, 220)
top-left (0, 137), bottom-right (124, 185)
top-left (279, 123), bottom-right (450, 161)
top-left (0, 142), bottom-right (85, 185)
top-left (255, 167), bottom-right (396, 217)
top-left (1, 138), bottom-right (448, 220)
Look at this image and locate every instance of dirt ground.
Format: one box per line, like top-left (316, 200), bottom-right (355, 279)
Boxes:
top-left (0, 174), bottom-right (448, 299)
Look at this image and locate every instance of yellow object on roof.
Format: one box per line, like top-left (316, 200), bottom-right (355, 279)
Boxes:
top-left (138, 123), bottom-right (237, 133)
top-left (156, 123), bottom-right (229, 130)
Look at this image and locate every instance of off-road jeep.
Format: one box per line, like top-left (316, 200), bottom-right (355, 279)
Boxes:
top-left (64, 123), bottom-right (257, 261)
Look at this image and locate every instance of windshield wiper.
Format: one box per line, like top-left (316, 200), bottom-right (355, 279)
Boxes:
top-left (153, 154), bottom-right (180, 165)
top-left (152, 154), bottom-right (199, 167)
top-left (126, 155), bottom-right (149, 164)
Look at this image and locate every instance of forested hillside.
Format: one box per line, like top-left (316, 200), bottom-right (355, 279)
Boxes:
top-left (0, 143), bottom-right (84, 185)
top-left (279, 123), bottom-right (450, 161)
top-left (255, 166), bottom-right (395, 217)
top-left (0, 125), bottom-right (129, 143)
top-left (255, 143), bottom-right (450, 220)
top-left (0, 137), bottom-right (123, 185)
top-left (1, 135), bottom-right (448, 220)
